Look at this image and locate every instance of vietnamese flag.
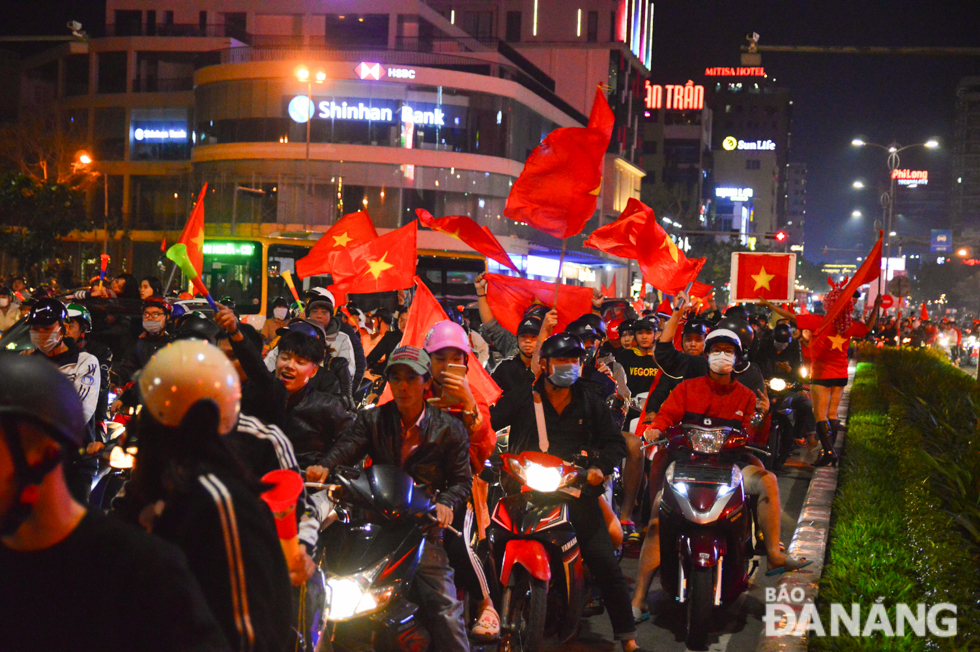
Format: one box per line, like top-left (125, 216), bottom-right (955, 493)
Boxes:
top-left (730, 253), bottom-right (795, 302)
top-left (637, 211), bottom-right (705, 295)
top-left (327, 221), bottom-right (417, 294)
top-left (415, 209), bottom-right (520, 273)
top-left (584, 198), bottom-right (651, 259)
top-left (296, 211), bottom-right (379, 279)
top-left (600, 273), bottom-right (617, 297)
top-left (811, 232), bottom-right (883, 344)
top-left (504, 87), bottom-right (614, 239)
top-left (380, 277), bottom-right (502, 407)
top-left (176, 183), bottom-right (208, 279)
top-left (920, 302), bottom-right (929, 321)
top-left (483, 273), bottom-right (594, 334)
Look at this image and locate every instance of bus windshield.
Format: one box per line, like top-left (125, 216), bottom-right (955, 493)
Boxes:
top-left (201, 240), bottom-right (263, 314)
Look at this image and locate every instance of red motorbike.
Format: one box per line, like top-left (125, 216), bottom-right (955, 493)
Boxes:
top-left (654, 421), bottom-right (768, 650)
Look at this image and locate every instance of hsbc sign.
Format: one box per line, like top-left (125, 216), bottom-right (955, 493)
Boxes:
top-left (355, 62), bottom-right (417, 81)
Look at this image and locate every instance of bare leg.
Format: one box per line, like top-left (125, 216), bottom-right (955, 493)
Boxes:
top-left (620, 434), bottom-right (644, 524)
top-left (631, 490), bottom-right (662, 610)
top-left (811, 384), bottom-right (831, 422)
top-left (828, 386), bottom-right (844, 421)
top-left (743, 466), bottom-right (788, 567)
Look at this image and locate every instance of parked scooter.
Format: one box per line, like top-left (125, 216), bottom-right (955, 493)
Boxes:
top-left (312, 465), bottom-right (445, 652)
top-left (765, 377), bottom-right (808, 471)
top-left (654, 421), bottom-right (769, 650)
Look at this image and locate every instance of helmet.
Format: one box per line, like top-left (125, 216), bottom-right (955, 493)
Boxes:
top-left (65, 303), bottom-right (93, 333)
top-left (138, 340), bottom-right (241, 436)
top-left (0, 356), bottom-right (85, 446)
top-left (0, 285), bottom-right (11, 297)
top-left (516, 315), bottom-right (543, 337)
top-left (682, 320), bottom-right (709, 339)
top-left (565, 316), bottom-right (603, 343)
top-left (704, 329), bottom-right (743, 359)
top-left (218, 297), bottom-right (237, 313)
top-left (773, 323), bottom-right (793, 344)
top-left (619, 319), bottom-right (636, 335)
top-left (633, 318), bottom-right (657, 333)
top-left (174, 313), bottom-right (223, 344)
top-left (424, 320), bottom-right (471, 354)
top-left (607, 318), bottom-right (623, 340)
top-left (171, 303), bottom-right (188, 320)
top-left (276, 319), bottom-right (326, 346)
top-left (272, 296), bottom-right (290, 309)
top-left (305, 287), bottom-right (335, 313)
top-left (523, 304), bottom-right (551, 322)
top-left (437, 299), bottom-right (466, 327)
top-left (142, 296), bottom-right (173, 319)
top-left (723, 305), bottom-right (749, 322)
top-left (26, 298), bottom-right (68, 327)
top-left (713, 317), bottom-right (754, 352)
top-left (540, 333), bottom-right (587, 360)
top-left (578, 313), bottom-right (607, 338)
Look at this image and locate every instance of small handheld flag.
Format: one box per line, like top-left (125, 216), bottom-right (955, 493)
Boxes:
top-left (166, 243), bottom-right (218, 311)
top-left (98, 254), bottom-right (110, 288)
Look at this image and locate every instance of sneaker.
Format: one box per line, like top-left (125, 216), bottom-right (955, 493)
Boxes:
top-left (620, 520), bottom-right (637, 539)
top-left (471, 604), bottom-right (500, 640)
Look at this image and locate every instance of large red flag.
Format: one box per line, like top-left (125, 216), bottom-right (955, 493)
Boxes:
top-left (504, 87), bottom-right (614, 239)
top-left (380, 277), bottom-right (502, 406)
top-left (176, 183), bottom-right (208, 278)
top-left (636, 212), bottom-right (705, 294)
top-left (812, 232), bottom-right (883, 344)
top-left (415, 209), bottom-right (520, 273)
top-left (295, 211), bottom-right (379, 279)
top-left (730, 253), bottom-right (796, 302)
top-left (583, 198), bottom-right (650, 259)
top-left (327, 221), bottom-right (418, 294)
top-left (483, 273), bottom-right (594, 334)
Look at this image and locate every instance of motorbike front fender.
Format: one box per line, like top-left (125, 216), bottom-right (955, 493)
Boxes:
top-left (500, 539), bottom-right (552, 585)
top-left (680, 531), bottom-right (726, 568)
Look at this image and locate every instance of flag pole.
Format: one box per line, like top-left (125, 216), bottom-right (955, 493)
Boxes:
top-left (164, 261), bottom-right (179, 295)
top-left (553, 238), bottom-right (567, 308)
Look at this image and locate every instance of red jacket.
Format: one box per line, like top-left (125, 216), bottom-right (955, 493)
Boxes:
top-left (650, 375), bottom-right (756, 434)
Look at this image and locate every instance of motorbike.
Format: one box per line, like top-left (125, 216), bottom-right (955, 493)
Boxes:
top-left (765, 377), bottom-right (808, 471)
top-left (312, 464), bottom-right (443, 652)
top-left (487, 450), bottom-right (595, 651)
top-left (655, 421), bottom-right (769, 650)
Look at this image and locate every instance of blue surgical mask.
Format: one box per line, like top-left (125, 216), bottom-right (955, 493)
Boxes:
top-left (548, 362), bottom-right (581, 387)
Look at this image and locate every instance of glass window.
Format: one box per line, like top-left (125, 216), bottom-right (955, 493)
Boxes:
top-left (202, 240), bottom-right (263, 314)
top-left (324, 14), bottom-right (389, 47)
top-left (97, 52), bottom-right (127, 94)
top-left (587, 11), bottom-right (599, 43)
top-left (93, 107), bottom-right (126, 160)
top-left (506, 12), bottom-right (521, 42)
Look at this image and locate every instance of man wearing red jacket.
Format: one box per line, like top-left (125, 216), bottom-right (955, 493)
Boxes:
top-left (631, 329), bottom-right (809, 622)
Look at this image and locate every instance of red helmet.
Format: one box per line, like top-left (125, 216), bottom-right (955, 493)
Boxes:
top-left (142, 296), bottom-right (173, 318)
top-left (607, 318), bottom-right (623, 340)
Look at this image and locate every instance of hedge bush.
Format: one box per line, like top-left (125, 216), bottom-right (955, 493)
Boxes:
top-left (811, 351), bottom-right (980, 651)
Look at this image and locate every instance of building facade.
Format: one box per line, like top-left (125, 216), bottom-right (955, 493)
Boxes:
top-left (952, 76), bottom-right (980, 234)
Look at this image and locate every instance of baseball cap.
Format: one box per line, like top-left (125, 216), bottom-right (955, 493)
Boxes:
top-left (516, 315), bottom-right (543, 337)
top-left (385, 346), bottom-right (431, 377)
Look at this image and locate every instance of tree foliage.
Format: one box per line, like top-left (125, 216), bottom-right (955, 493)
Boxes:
top-left (0, 173), bottom-right (88, 271)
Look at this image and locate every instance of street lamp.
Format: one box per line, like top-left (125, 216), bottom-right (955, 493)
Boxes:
top-left (851, 210), bottom-right (862, 218)
top-left (74, 150), bottom-right (108, 255)
top-left (296, 66), bottom-right (326, 228)
top-left (851, 137), bottom-right (940, 291)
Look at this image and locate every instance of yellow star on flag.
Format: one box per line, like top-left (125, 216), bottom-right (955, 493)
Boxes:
top-left (828, 334), bottom-right (848, 351)
top-left (332, 231), bottom-right (352, 248)
top-left (190, 229), bottom-right (205, 252)
top-left (660, 235), bottom-right (679, 262)
top-left (751, 266), bottom-right (776, 291)
top-left (366, 252), bottom-right (394, 279)
top-left (437, 227), bottom-right (461, 239)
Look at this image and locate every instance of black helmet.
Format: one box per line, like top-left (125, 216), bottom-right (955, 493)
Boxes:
top-left (272, 296), bottom-right (290, 309)
top-left (219, 296), bottom-right (237, 313)
top-left (174, 313), bottom-right (223, 344)
top-left (0, 285), bottom-right (11, 297)
top-left (773, 323), bottom-right (793, 344)
top-left (516, 315), bottom-right (543, 337)
top-left (438, 299), bottom-right (466, 327)
top-left (682, 320), bottom-right (709, 339)
top-left (276, 319), bottom-right (326, 346)
top-left (619, 319), bottom-right (636, 335)
top-left (523, 304), bottom-right (551, 322)
top-left (539, 333), bottom-right (587, 360)
top-left (633, 318), bottom-right (657, 333)
top-left (578, 313), bottom-right (607, 338)
top-left (0, 356), bottom-right (85, 446)
top-left (724, 305), bottom-right (749, 322)
top-left (713, 316), bottom-right (754, 352)
top-left (704, 329), bottom-right (743, 360)
top-left (702, 309), bottom-right (723, 326)
top-left (565, 316), bottom-right (603, 343)
top-left (25, 298), bottom-right (68, 327)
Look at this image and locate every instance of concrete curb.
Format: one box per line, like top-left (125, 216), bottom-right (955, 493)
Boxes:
top-left (756, 380), bottom-right (851, 651)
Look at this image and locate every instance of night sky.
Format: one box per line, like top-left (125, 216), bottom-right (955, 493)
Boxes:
top-left (651, 1), bottom-right (980, 261)
top-left (3, 1), bottom-right (980, 263)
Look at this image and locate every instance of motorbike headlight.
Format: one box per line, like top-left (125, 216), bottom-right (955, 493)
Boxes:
top-left (687, 429), bottom-right (727, 454)
top-left (324, 560), bottom-right (394, 621)
top-left (799, 366), bottom-right (809, 378)
top-left (108, 446), bottom-right (136, 469)
top-left (717, 465), bottom-right (743, 498)
top-left (769, 378), bottom-right (787, 392)
top-left (525, 463), bottom-right (562, 492)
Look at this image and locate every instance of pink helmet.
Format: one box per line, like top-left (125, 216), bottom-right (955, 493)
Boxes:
top-left (424, 320), bottom-right (471, 354)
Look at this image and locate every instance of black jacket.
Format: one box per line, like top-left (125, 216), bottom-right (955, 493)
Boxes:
top-left (285, 382), bottom-right (354, 468)
top-left (756, 339), bottom-right (803, 380)
top-left (491, 376), bottom-right (627, 496)
top-left (231, 334), bottom-right (288, 428)
top-left (319, 401), bottom-right (472, 513)
top-left (114, 332), bottom-right (173, 384)
top-left (491, 355), bottom-right (534, 396)
top-left (365, 330), bottom-right (400, 376)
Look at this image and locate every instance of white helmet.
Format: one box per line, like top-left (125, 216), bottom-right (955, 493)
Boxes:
top-left (138, 340), bottom-right (241, 435)
top-left (306, 287), bottom-right (335, 312)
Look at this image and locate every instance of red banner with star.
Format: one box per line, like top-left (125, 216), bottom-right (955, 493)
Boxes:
top-left (730, 252), bottom-right (796, 303)
top-left (295, 210), bottom-right (379, 279)
top-left (327, 221), bottom-right (418, 295)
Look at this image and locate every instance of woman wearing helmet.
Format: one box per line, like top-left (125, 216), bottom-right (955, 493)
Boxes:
top-left (118, 340), bottom-right (293, 652)
top-left (421, 320), bottom-right (499, 640)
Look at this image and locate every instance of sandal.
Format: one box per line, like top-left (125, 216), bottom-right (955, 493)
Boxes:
top-left (632, 604), bottom-right (650, 624)
top-left (471, 604), bottom-right (500, 640)
top-left (765, 555), bottom-right (812, 576)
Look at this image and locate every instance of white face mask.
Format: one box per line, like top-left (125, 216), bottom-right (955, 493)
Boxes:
top-left (143, 319), bottom-right (165, 335)
top-left (273, 307), bottom-right (288, 320)
top-left (31, 330), bottom-right (62, 355)
top-left (774, 341), bottom-right (789, 352)
top-left (708, 351), bottom-right (736, 375)
top-left (0, 298), bottom-right (8, 308)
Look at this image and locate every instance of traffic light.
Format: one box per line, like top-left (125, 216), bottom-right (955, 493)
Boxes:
top-left (775, 231), bottom-right (787, 243)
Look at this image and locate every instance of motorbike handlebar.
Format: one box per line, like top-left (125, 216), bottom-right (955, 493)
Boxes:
top-left (745, 445), bottom-right (772, 458)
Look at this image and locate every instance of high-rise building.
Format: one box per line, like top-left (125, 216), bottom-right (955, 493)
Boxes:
top-left (952, 76), bottom-right (980, 234)
top-left (17, 0), bottom-right (648, 294)
top-left (785, 162), bottom-right (806, 251)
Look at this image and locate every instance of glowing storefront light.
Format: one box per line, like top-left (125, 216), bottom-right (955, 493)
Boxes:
top-left (644, 81), bottom-right (704, 110)
top-left (891, 169), bottom-right (928, 187)
top-left (715, 187), bottom-right (754, 201)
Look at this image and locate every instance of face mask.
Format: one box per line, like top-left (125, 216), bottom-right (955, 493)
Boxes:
top-left (774, 341), bottom-right (789, 352)
top-left (548, 362), bottom-right (581, 387)
top-left (708, 351), bottom-right (735, 375)
top-left (31, 330), bottom-right (62, 354)
top-left (0, 298), bottom-right (8, 308)
top-left (143, 319), bottom-right (165, 335)
top-left (274, 307), bottom-right (288, 320)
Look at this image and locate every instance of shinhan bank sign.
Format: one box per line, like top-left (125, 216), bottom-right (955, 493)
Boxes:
top-left (287, 96), bottom-right (461, 127)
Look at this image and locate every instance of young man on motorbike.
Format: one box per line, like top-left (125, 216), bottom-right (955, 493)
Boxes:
top-left (631, 330), bottom-right (810, 620)
top-left (491, 314), bottom-right (542, 395)
top-left (0, 356), bottom-right (230, 652)
top-left (491, 333), bottom-right (651, 652)
top-left (306, 346), bottom-right (473, 651)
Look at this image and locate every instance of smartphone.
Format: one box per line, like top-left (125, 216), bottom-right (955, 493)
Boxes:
top-left (446, 363), bottom-right (467, 379)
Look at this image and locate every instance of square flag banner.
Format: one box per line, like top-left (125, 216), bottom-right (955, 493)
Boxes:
top-left (730, 252), bottom-right (797, 303)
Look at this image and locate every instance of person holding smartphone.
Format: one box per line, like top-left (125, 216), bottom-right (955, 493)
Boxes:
top-left (423, 321), bottom-right (499, 640)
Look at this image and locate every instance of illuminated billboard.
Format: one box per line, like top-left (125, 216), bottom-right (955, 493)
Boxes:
top-left (705, 67), bottom-right (767, 77)
top-left (891, 169), bottom-right (928, 187)
top-left (644, 81), bottom-right (704, 111)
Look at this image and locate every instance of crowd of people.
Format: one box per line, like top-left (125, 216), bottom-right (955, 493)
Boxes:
top-left (0, 266), bottom-right (925, 651)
